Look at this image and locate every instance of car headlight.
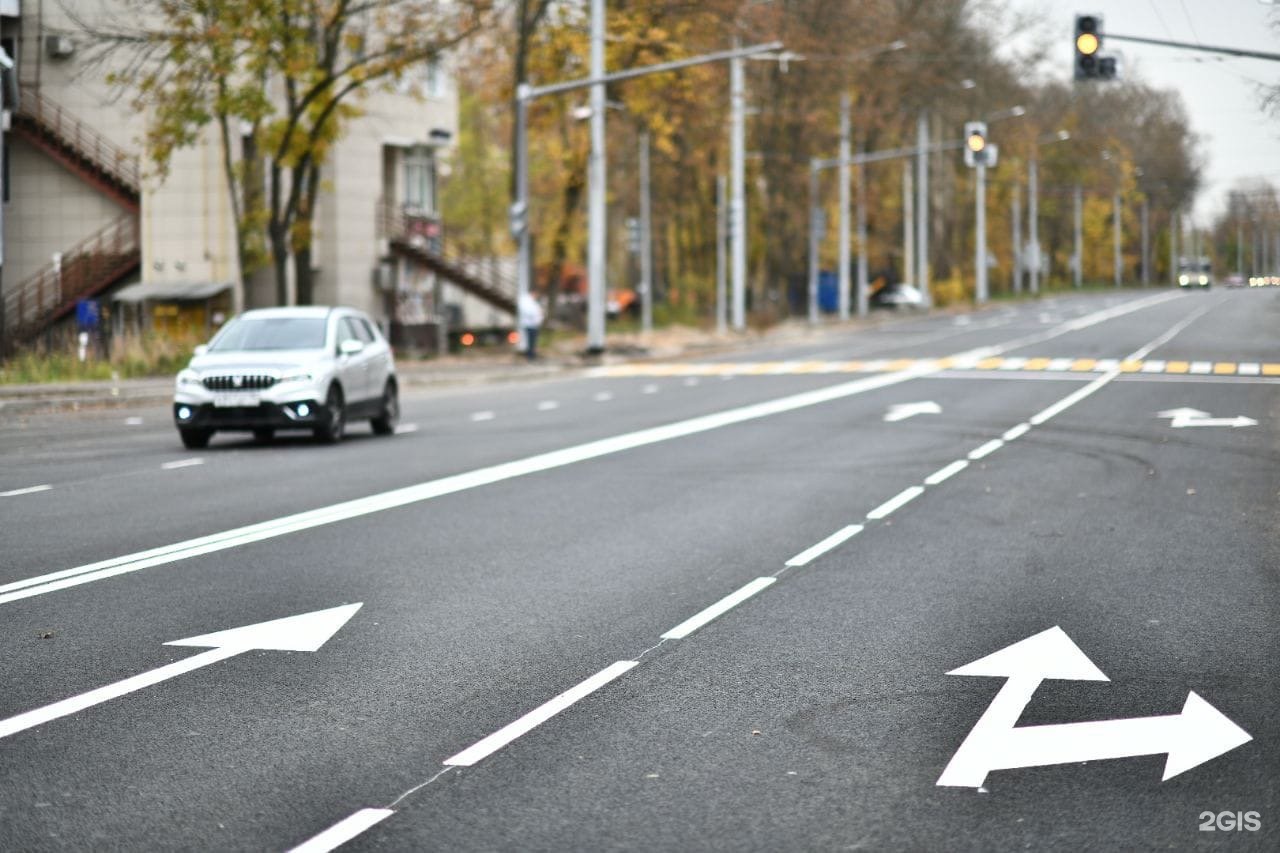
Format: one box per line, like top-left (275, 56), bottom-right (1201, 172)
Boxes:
top-left (1199, 275), bottom-right (1208, 285)
top-left (177, 369), bottom-right (202, 388)
top-left (277, 370), bottom-right (314, 386)
top-left (1178, 275), bottom-right (1189, 285)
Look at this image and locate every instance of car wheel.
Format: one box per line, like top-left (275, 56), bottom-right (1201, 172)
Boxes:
top-left (314, 385), bottom-right (345, 444)
top-left (253, 428), bottom-right (274, 443)
top-left (180, 428), bottom-right (212, 449)
top-left (370, 380), bottom-right (399, 436)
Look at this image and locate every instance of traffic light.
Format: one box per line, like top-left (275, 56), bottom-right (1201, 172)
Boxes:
top-left (963, 121), bottom-right (988, 168)
top-left (1074, 14), bottom-right (1102, 80)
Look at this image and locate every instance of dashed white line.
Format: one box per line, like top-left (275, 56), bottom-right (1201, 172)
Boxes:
top-left (394, 423), bottom-right (419, 435)
top-left (785, 525), bottom-right (863, 567)
top-left (968, 439), bottom-right (1005, 460)
top-left (161, 458), bottom-right (204, 470)
top-left (288, 808), bottom-right (395, 853)
top-left (661, 577), bottom-right (777, 640)
top-left (683, 378), bottom-right (700, 387)
top-left (924, 460), bottom-right (968, 486)
top-left (1002, 423), bottom-right (1031, 442)
top-left (537, 401), bottom-right (560, 411)
top-left (124, 417), bottom-right (144, 426)
top-left (592, 391), bottom-right (613, 402)
top-left (867, 486), bottom-right (924, 520)
top-left (1028, 371), bottom-right (1118, 425)
top-left (642, 384), bottom-right (660, 394)
top-left (1, 485), bottom-right (52, 497)
top-left (443, 660), bottom-right (639, 767)
top-left (470, 411), bottom-right (496, 422)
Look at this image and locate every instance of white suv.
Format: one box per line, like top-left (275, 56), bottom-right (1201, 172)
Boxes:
top-left (173, 306), bottom-right (398, 448)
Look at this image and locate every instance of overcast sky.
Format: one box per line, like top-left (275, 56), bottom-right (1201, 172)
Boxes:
top-left (1010, 0), bottom-right (1279, 223)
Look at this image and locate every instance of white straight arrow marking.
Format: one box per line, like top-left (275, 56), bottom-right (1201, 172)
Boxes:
top-left (937, 626), bottom-right (1251, 788)
top-left (884, 401), bottom-right (942, 422)
top-left (0, 604), bottom-right (361, 741)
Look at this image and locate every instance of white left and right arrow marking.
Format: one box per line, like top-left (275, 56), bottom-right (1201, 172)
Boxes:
top-left (938, 627), bottom-right (1252, 788)
top-left (0, 604), bottom-right (361, 741)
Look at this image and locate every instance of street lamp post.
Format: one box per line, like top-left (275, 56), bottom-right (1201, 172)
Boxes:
top-left (1027, 130), bottom-right (1068, 295)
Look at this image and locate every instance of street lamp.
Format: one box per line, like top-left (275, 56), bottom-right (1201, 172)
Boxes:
top-left (1026, 129), bottom-right (1070, 295)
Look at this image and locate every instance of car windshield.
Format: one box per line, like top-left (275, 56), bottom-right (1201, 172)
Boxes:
top-left (209, 317), bottom-right (328, 352)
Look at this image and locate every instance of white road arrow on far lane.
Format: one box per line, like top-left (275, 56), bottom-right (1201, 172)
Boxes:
top-left (884, 401), bottom-right (942, 422)
top-left (937, 627), bottom-right (1251, 788)
top-left (0, 603), bottom-right (361, 741)
top-left (1157, 408), bottom-right (1256, 429)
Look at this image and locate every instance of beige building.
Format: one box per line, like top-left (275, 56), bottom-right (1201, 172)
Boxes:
top-left (0, 1), bottom-right (495, 351)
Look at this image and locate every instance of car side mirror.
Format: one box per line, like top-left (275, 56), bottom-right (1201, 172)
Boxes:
top-left (339, 339), bottom-right (364, 356)
top-left (193, 344), bottom-right (208, 357)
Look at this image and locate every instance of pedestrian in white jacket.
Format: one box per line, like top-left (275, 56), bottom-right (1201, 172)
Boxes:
top-left (518, 292), bottom-right (545, 361)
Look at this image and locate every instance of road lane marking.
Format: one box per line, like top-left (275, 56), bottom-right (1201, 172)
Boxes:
top-left (661, 577), bottom-right (777, 639)
top-left (288, 809), bottom-right (395, 853)
top-left (925, 460), bottom-right (969, 485)
top-left (867, 486), bottom-right (924, 520)
top-left (968, 439), bottom-right (1005, 460)
top-left (537, 401), bottom-right (560, 411)
top-left (161, 458), bottom-right (204, 470)
top-left (1190, 361), bottom-right (1212, 374)
top-left (593, 391), bottom-right (614, 402)
top-left (0, 366), bottom-right (938, 606)
top-left (1002, 423), bottom-right (1031, 441)
top-left (393, 423), bottom-right (419, 435)
top-left (1239, 363), bottom-right (1260, 376)
top-left (785, 526), bottom-right (863, 567)
top-left (443, 660), bottom-right (639, 767)
top-left (1, 485), bottom-right (52, 497)
top-left (125, 417), bottom-right (144, 426)
top-left (642, 384), bottom-right (660, 394)
top-left (1141, 359), bottom-right (1166, 373)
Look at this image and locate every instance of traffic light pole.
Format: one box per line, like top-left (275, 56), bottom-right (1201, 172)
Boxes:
top-left (975, 162), bottom-right (988, 304)
top-left (837, 94), bottom-right (851, 321)
top-left (1028, 158), bottom-right (1039, 295)
top-left (808, 160), bottom-right (820, 325)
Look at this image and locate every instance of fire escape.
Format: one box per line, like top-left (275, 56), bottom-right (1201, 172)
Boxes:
top-left (4, 85), bottom-right (141, 345)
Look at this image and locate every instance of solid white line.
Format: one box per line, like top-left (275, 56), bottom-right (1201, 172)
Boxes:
top-left (537, 401), bottom-right (560, 411)
top-left (785, 526), bottom-right (863, 567)
top-left (1, 485), bottom-right (52, 497)
top-left (924, 460), bottom-right (968, 486)
top-left (1002, 423), bottom-right (1031, 441)
top-left (867, 486), bottom-right (924, 520)
top-left (161, 458), bottom-right (204, 470)
top-left (0, 366), bottom-right (936, 606)
top-left (288, 808), bottom-right (396, 853)
top-left (661, 577), bottom-right (777, 639)
top-left (394, 423), bottom-right (419, 435)
top-left (470, 411), bottom-right (496, 422)
top-left (0, 646), bottom-right (240, 740)
top-left (443, 661), bottom-right (639, 767)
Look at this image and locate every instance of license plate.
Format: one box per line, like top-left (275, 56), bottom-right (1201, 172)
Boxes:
top-left (212, 393), bottom-right (261, 408)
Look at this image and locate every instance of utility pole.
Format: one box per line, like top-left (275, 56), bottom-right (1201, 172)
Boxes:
top-left (1113, 192), bottom-right (1122, 286)
top-left (975, 161), bottom-right (988, 303)
top-left (903, 164), bottom-right (913, 293)
top-left (916, 111), bottom-right (930, 307)
top-left (716, 174), bottom-right (727, 334)
top-left (1028, 158), bottom-right (1039, 295)
top-left (1011, 183), bottom-right (1022, 294)
top-left (1141, 198), bottom-right (1150, 285)
top-left (807, 161), bottom-right (820, 325)
top-left (586, 0), bottom-right (606, 354)
top-left (856, 142), bottom-right (869, 317)
top-left (638, 130), bottom-right (652, 335)
top-left (1169, 209), bottom-right (1178, 287)
top-left (1073, 184), bottom-right (1083, 288)
top-left (838, 93), bottom-right (851, 321)
top-left (730, 44), bottom-right (747, 331)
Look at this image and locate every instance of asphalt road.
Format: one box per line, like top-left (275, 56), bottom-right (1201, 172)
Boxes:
top-left (1, 288), bottom-right (1276, 852)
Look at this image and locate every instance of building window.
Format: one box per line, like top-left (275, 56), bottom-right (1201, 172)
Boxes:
top-left (403, 147), bottom-right (436, 214)
top-left (424, 58), bottom-right (445, 98)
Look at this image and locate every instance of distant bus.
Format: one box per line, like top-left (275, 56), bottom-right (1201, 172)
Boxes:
top-left (1178, 256), bottom-right (1212, 289)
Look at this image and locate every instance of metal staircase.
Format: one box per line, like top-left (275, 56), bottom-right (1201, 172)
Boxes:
top-left (379, 203), bottom-right (517, 316)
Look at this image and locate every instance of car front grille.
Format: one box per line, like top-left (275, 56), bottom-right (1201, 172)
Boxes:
top-left (202, 373), bottom-right (277, 391)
